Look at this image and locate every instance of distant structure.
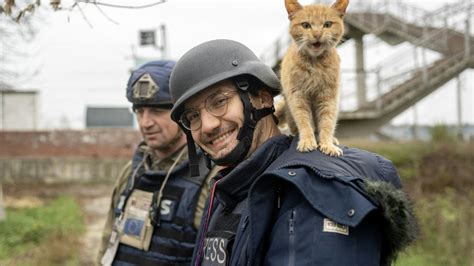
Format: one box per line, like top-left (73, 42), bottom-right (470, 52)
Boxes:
top-left (0, 89), bottom-right (39, 130)
top-left (85, 106), bottom-right (134, 128)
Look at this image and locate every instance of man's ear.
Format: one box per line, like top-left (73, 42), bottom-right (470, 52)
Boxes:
top-left (258, 89), bottom-right (274, 108)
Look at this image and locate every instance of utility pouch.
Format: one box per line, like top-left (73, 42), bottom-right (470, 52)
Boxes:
top-left (118, 189), bottom-right (154, 251)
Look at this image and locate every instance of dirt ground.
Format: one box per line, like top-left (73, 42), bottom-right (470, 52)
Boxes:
top-left (3, 182), bottom-right (114, 265)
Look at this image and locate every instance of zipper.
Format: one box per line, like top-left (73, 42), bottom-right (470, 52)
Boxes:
top-left (276, 187), bottom-right (281, 209)
top-left (288, 209), bottom-right (296, 266)
top-left (241, 215), bottom-right (250, 232)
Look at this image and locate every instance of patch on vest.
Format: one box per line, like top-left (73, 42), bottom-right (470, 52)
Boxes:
top-left (159, 198), bottom-right (177, 222)
top-left (119, 189), bottom-right (154, 251)
top-left (322, 218), bottom-right (349, 236)
top-left (202, 231), bottom-right (235, 266)
top-left (123, 218), bottom-right (145, 237)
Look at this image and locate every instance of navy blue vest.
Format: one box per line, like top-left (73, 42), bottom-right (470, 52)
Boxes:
top-left (114, 146), bottom-right (208, 266)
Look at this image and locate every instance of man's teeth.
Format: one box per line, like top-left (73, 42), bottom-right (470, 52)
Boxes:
top-left (212, 131), bottom-right (232, 144)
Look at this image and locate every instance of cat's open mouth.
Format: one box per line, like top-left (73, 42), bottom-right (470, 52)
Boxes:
top-left (312, 42), bottom-right (322, 49)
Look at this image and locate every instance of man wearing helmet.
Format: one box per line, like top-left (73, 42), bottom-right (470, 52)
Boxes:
top-left (169, 40), bottom-right (417, 265)
top-left (98, 60), bottom-right (214, 266)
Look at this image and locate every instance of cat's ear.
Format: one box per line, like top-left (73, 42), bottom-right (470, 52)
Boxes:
top-left (331, 0), bottom-right (349, 16)
top-left (285, 0), bottom-right (303, 19)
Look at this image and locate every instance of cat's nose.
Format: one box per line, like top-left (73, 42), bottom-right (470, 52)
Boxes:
top-left (312, 31), bottom-right (321, 39)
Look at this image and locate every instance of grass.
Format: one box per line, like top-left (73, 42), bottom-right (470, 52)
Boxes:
top-left (0, 197), bottom-right (85, 265)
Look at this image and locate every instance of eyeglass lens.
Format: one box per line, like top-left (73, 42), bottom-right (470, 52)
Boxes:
top-left (180, 91), bottom-right (236, 130)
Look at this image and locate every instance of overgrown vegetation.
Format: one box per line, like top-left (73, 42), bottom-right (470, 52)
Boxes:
top-left (347, 139), bottom-right (474, 266)
top-left (429, 124), bottom-right (459, 143)
top-left (0, 197), bottom-right (85, 265)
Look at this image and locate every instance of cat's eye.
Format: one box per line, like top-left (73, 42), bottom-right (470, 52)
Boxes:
top-left (323, 21), bottom-right (333, 28)
top-left (301, 22), bottom-right (311, 29)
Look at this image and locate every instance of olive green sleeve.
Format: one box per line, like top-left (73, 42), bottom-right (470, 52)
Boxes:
top-left (96, 161), bottom-right (132, 265)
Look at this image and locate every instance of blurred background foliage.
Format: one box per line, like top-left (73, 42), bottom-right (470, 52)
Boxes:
top-left (0, 197), bottom-right (84, 265)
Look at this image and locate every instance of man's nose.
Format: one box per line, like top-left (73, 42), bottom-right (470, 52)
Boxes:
top-left (199, 109), bottom-right (220, 132)
top-left (139, 110), bottom-right (154, 128)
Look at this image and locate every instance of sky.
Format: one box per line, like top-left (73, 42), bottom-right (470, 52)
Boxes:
top-left (5, 0), bottom-right (473, 129)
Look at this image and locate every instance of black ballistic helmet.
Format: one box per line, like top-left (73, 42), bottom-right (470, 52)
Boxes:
top-left (126, 60), bottom-right (176, 109)
top-left (169, 39), bottom-right (280, 170)
top-left (170, 39), bottom-right (280, 123)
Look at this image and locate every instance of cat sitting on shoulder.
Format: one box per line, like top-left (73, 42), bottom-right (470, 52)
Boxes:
top-left (275, 0), bottom-right (348, 156)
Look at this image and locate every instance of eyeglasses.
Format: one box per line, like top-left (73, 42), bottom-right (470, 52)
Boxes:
top-left (179, 90), bottom-right (238, 131)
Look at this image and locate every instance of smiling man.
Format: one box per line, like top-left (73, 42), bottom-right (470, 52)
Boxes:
top-left (169, 39), bottom-right (417, 266)
top-left (98, 60), bottom-right (213, 266)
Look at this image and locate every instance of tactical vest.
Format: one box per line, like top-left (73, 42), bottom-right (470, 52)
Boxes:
top-left (114, 146), bottom-right (207, 266)
top-left (200, 198), bottom-right (248, 266)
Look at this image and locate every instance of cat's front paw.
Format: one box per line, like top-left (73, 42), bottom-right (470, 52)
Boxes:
top-left (319, 143), bottom-right (343, 157)
top-left (297, 137), bottom-right (318, 152)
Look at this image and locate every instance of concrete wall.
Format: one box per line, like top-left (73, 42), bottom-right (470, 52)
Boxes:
top-left (1, 158), bottom-right (127, 183)
top-left (0, 129), bottom-right (141, 158)
top-left (0, 91), bottom-right (38, 130)
top-left (0, 129), bottom-right (142, 183)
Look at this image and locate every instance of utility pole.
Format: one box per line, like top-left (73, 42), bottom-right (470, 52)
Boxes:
top-left (456, 75), bottom-right (463, 140)
top-left (354, 30), bottom-right (367, 108)
top-left (412, 105), bottom-right (419, 141)
top-left (159, 24), bottom-right (167, 59)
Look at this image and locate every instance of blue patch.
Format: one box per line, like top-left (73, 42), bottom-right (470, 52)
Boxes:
top-left (124, 218), bottom-right (144, 236)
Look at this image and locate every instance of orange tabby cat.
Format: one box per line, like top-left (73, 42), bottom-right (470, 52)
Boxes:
top-left (276, 0), bottom-right (348, 156)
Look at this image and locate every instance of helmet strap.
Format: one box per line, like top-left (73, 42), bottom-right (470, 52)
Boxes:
top-left (185, 131), bottom-right (201, 177)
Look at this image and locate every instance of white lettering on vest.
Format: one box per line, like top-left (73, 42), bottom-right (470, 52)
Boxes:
top-left (202, 237), bottom-right (227, 265)
top-left (217, 238), bottom-right (226, 264)
top-left (160, 199), bottom-right (172, 215)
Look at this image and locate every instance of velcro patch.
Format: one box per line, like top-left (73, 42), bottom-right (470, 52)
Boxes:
top-left (323, 218), bottom-right (349, 236)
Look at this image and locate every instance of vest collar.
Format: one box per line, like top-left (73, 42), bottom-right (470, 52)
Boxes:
top-left (214, 134), bottom-right (291, 211)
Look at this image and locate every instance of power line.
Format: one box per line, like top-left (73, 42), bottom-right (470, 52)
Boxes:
top-left (74, 0), bottom-right (167, 9)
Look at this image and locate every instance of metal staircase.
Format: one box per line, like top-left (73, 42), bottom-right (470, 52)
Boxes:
top-left (261, 0), bottom-right (473, 138)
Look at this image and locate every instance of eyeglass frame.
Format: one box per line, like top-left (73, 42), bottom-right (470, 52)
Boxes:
top-left (179, 90), bottom-right (239, 131)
